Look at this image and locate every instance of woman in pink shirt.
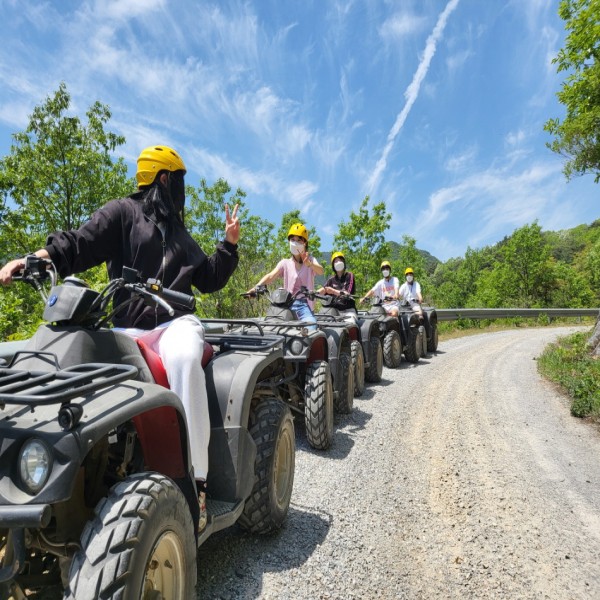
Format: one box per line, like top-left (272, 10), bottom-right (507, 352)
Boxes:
top-left (249, 223), bottom-right (324, 326)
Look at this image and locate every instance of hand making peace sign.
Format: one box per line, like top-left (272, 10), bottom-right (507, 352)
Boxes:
top-left (224, 203), bottom-right (240, 245)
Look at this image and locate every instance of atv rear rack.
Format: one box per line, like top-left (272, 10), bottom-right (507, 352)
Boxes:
top-left (0, 363), bottom-right (138, 407)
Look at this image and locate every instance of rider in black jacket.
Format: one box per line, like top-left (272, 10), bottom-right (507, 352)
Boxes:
top-left (0, 144), bottom-right (240, 532)
top-left (45, 192), bottom-right (238, 328)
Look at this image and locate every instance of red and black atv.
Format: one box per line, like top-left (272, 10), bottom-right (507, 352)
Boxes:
top-left (0, 257), bottom-right (295, 599)
top-left (241, 285), bottom-right (340, 450)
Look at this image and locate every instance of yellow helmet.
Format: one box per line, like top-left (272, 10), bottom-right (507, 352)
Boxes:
top-left (287, 223), bottom-right (309, 242)
top-left (331, 251), bottom-right (345, 268)
top-left (380, 260), bottom-right (392, 270)
top-left (136, 145), bottom-right (186, 187)
top-left (405, 267), bottom-right (414, 275)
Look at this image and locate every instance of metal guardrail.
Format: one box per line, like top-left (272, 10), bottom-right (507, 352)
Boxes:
top-left (435, 308), bottom-right (600, 322)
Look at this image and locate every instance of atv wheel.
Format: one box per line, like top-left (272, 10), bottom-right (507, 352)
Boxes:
top-left (351, 340), bottom-right (365, 397)
top-left (427, 323), bottom-right (439, 352)
top-left (404, 327), bottom-right (421, 363)
top-left (66, 473), bottom-right (196, 600)
top-left (383, 330), bottom-right (402, 369)
top-left (419, 325), bottom-right (427, 357)
top-left (239, 397), bottom-right (295, 533)
top-left (364, 335), bottom-right (383, 383)
top-left (304, 361), bottom-right (334, 450)
top-left (334, 350), bottom-right (354, 414)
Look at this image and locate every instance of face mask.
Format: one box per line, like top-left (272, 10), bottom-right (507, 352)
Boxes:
top-left (289, 240), bottom-right (305, 256)
top-left (382, 269), bottom-right (390, 278)
top-left (333, 261), bottom-right (345, 272)
top-left (406, 275), bottom-right (414, 283)
top-left (167, 171), bottom-right (186, 214)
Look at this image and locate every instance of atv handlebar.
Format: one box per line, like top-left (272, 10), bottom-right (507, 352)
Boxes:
top-left (144, 279), bottom-right (196, 311)
top-left (242, 285), bottom-right (329, 303)
top-left (13, 260), bottom-right (197, 329)
top-left (13, 256), bottom-right (57, 299)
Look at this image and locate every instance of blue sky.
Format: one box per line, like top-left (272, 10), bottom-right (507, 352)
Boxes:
top-left (0, 0), bottom-right (597, 261)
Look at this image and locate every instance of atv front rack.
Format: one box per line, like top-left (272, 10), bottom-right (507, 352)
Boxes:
top-left (0, 363), bottom-right (138, 407)
top-left (202, 319), bottom-right (283, 352)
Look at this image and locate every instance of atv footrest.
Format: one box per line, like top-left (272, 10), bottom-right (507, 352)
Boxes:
top-left (207, 498), bottom-right (237, 518)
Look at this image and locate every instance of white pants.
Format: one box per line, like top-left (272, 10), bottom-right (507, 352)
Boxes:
top-left (120, 315), bottom-right (210, 480)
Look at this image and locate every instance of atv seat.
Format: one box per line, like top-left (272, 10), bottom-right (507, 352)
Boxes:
top-left (130, 338), bottom-right (214, 479)
top-left (135, 338), bottom-right (214, 387)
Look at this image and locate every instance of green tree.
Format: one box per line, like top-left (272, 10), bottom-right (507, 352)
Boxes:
top-left (492, 223), bottom-right (556, 307)
top-left (185, 179), bottom-right (273, 318)
top-left (274, 210), bottom-right (322, 261)
top-left (544, 0), bottom-right (600, 181)
top-left (0, 82), bottom-right (132, 257)
top-left (582, 238), bottom-right (600, 298)
top-left (394, 235), bottom-right (433, 301)
top-left (0, 83), bottom-right (132, 338)
top-left (332, 197), bottom-right (390, 294)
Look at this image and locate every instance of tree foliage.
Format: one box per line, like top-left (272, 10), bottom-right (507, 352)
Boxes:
top-left (332, 197), bottom-right (390, 294)
top-left (545, 0), bottom-right (600, 181)
top-left (0, 83), bottom-right (132, 338)
top-left (186, 178), bottom-right (276, 318)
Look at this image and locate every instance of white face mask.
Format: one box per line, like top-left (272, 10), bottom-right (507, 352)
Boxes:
top-left (406, 275), bottom-right (414, 283)
top-left (289, 240), bottom-right (305, 256)
top-left (333, 261), bottom-right (345, 272)
top-left (382, 269), bottom-right (390, 278)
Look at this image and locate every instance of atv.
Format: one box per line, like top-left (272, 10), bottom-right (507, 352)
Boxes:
top-left (319, 298), bottom-right (383, 385)
top-left (398, 299), bottom-right (439, 357)
top-left (316, 293), bottom-right (370, 398)
top-left (241, 285), bottom-right (336, 451)
top-left (357, 297), bottom-right (404, 369)
top-left (0, 256), bottom-right (295, 599)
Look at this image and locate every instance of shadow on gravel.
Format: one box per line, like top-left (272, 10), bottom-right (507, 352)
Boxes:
top-left (336, 407), bottom-right (373, 433)
top-left (400, 358), bottom-right (432, 369)
top-left (354, 386), bottom-right (378, 400)
top-left (196, 504), bottom-right (331, 598)
top-left (292, 406), bottom-right (374, 459)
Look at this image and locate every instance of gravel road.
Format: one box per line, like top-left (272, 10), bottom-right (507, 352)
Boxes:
top-left (196, 326), bottom-right (600, 599)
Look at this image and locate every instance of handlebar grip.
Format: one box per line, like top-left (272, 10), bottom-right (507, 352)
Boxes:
top-left (161, 288), bottom-right (196, 310)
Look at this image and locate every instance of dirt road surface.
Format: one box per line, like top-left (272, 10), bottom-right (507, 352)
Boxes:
top-left (197, 327), bottom-right (600, 599)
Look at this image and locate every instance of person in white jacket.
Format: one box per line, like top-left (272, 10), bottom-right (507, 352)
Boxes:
top-left (360, 260), bottom-right (401, 316)
top-left (399, 267), bottom-right (423, 319)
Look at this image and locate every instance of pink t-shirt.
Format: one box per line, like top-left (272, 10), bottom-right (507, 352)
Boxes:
top-left (276, 257), bottom-right (316, 308)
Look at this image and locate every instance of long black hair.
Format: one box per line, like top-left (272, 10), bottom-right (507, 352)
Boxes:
top-left (140, 170), bottom-right (185, 225)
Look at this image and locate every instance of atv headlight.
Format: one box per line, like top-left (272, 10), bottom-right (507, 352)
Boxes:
top-left (290, 339), bottom-right (304, 355)
top-left (19, 439), bottom-right (52, 494)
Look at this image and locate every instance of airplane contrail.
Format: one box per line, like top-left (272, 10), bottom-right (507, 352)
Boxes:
top-left (367, 0), bottom-right (460, 194)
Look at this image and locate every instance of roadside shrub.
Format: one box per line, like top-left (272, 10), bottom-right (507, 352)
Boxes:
top-left (537, 331), bottom-right (600, 418)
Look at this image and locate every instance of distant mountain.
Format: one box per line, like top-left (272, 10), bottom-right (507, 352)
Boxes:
top-left (387, 241), bottom-right (440, 274)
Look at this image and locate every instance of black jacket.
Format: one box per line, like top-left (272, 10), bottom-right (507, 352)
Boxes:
top-left (45, 193), bottom-right (238, 328)
top-left (323, 271), bottom-right (356, 311)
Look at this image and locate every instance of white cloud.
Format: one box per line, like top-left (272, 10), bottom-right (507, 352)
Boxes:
top-left (415, 160), bottom-right (564, 255)
top-left (367, 0), bottom-right (461, 194)
top-left (444, 146), bottom-right (478, 172)
top-left (445, 48), bottom-right (472, 72)
top-left (505, 129), bottom-right (526, 147)
top-left (379, 13), bottom-right (428, 39)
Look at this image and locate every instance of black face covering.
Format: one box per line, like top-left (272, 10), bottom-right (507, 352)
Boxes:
top-left (167, 170), bottom-right (186, 214)
top-left (141, 170), bottom-right (185, 225)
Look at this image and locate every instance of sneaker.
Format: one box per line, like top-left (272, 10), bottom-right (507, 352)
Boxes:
top-left (198, 490), bottom-right (207, 532)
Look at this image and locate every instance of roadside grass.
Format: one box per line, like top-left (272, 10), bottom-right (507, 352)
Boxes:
top-left (537, 330), bottom-right (600, 419)
top-left (438, 318), bottom-right (600, 419)
top-left (438, 316), bottom-right (594, 341)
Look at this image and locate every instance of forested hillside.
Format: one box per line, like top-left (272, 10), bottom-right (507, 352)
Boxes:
top-left (426, 220), bottom-right (600, 309)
